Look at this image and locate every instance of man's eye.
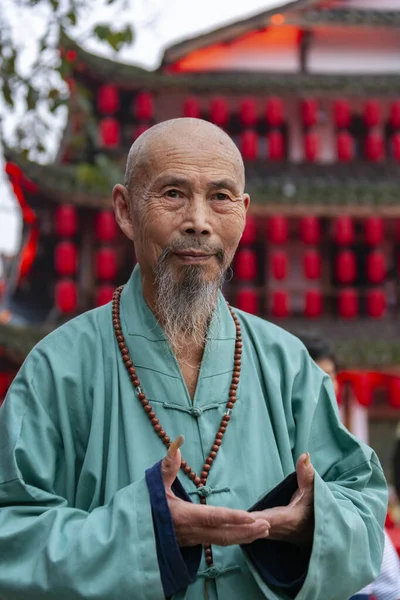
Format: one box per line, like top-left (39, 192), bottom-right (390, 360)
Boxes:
top-left (214, 192), bottom-right (230, 201)
top-left (165, 189), bottom-right (182, 199)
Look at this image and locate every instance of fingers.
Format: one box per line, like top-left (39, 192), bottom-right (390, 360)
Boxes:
top-left (176, 520), bottom-right (270, 547)
top-left (296, 452), bottom-right (315, 493)
top-left (161, 435), bottom-right (184, 489)
top-left (184, 503), bottom-right (259, 528)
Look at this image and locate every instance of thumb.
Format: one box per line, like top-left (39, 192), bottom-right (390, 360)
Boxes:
top-left (161, 435), bottom-right (185, 490)
top-left (296, 452), bottom-right (315, 494)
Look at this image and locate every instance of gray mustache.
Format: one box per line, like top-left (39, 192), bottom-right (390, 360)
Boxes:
top-left (159, 240), bottom-right (225, 265)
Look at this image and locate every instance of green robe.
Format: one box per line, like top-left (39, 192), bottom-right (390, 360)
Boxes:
top-left (0, 266), bottom-right (387, 600)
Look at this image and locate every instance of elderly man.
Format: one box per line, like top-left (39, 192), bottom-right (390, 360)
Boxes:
top-left (0, 119), bottom-right (386, 600)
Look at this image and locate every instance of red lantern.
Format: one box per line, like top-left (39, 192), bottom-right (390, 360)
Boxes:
top-left (333, 216), bottom-right (354, 246)
top-left (301, 98), bottom-right (318, 128)
top-left (303, 250), bottom-right (322, 280)
top-left (95, 285), bottom-right (115, 307)
top-left (270, 250), bottom-right (288, 280)
top-left (55, 204), bottom-right (78, 238)
top-left (239, 98), bottom-right (257, 127)
top-left (99, 118), bottom-right (120, 148)
top-left (236, 288), bottom-right (258, 314)
top-left (366, 251), bottom-right (386, 284)
top-left (305, 289), bottom-right (323, 318)
top-left (304, 131), bottom-right (319, 162)
top-left (235, 248), bottom-right (257, 281)
top-left (364, 99), bottom-right (381, 128)
top-left (240, 130), bottom-right (258, 160)
top-left (210, 97), bottom-right (229, 127)
top-left (271, 290), bottom-right (290, 318)
top-left (365, 132), bottom-right (384, 162)
top-left (267, 130), bottom-right (285, 161)
top-left (55, 279), bottom-right (77, 314)
top-left (364, 217), bottom-right (384, 246)
top-left (97, 85), bottom-right (119, 115)
top-left (391, 133), bottom-right (400, 161)
top-left (338, 288), bottom-right (358, 319)
top-left (390, 100), bottom-right (400, 129)
top-left (240, 215), bottom-right (257, 245)
top-left (299, 216), bottom-right (320, 245)
top-left (336, 250), bottom-right (356, 284)
top-left (333, 99), bottom-right (351, 129)
top-left (134, 91), bottom-right (154, 121)
top-left (134, 124), bottom-right (149, 140)
top-left (96, 248), bottom-right (118, 282)
top-left (366, 289), bottom-right (386, 318)
top-left (183, 96), bottom-right (200, 119)
top-left (95, 211), bottom-right (117, 243)
top-left (54, 241), bottom-right (77, 277)
top-left (389, 378), bottom-right (400, 409)
top-left (265, 97), bottom-right (284, 127)
top-left (336, 131), bottom-right (355, 163)
top-left (267, 215), bottom-right (288, 244)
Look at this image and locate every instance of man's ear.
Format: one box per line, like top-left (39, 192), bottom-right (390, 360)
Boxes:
top-left (243, 193), bottom-right (250, 213)
top-left (112, 184), bottom-right (135, 241)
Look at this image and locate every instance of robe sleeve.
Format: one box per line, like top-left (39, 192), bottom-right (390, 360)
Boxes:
top-left (242, 352), bottom-right (388, 600)
top-left (0, 355), bottom-right (165, 600)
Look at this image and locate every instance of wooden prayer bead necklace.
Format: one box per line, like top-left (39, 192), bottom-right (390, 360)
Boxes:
top-left (112, 285), bottom-right (242, 567)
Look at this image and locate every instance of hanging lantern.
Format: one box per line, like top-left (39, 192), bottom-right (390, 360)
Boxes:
top-left (389, 378), bottom-right (400, 409)
top-left (55, 204), bottom-right (78, 238)
top-left (333, 216), bottom-right (354, 246)
top-left (304, 131), bottom-right (319, 162)
top-left (183, 96), bottom-right (200, 119)
top-left (96, 248), bottom-right (118, 282)
top-left (210, 97), bottom-right (229, 127)
top-left (338, 288), bottom-right (358, 319)
top-left (97, 85), bottom-right (120, 115)
top-left (299, 216), bottom-right (320, 245)
top-left (336, 131), bottom-right (355, 163)
top-left (240, 130), bottom-right (258, 160)
top-left (333, 99), bottom-right (351, 129)
top-left (389, 100), bottom-right (400, 129)
top-left (366, 289), bottom-right (386, 319)
top-left (54, 241), bottom-right (78, 277)
top-left (270, 250), bottom-right (288, 280)
top-left (99, 118), bottom-right (120, 148)
top-left (363, 99), bottom-right (381, 128)
top-left (364, 217), bottom-right (384, 246)
top-left (336, 250), bottom-right (356, 284)
top-left (391, 133), bottom-right (400, 161)
top-left (366, 251), bottom-right (386, 284)
top-left (267, 215), bottom-right (288, 244)
top-left (365, 132), bottom-right (384, 162)
top-left (301, 98), bottom-right (318, 128)
top-left (267, 130), bottom-right (285, 161)
top-left (55, 279), bottom-right (78, 314)
top-left (303, 250), bottom-right (322, 280)
top-left (95, 285), bottom-right (115, 307)
top-left (240, 215), bottom-right (257, 245)
top-left (134, 91), bottom-right (154, 121)
top-left (271, 290), bottom-right (290, 318)
top-left (95, 211), bottom-right (117, 243)
top-left (265, 97), bottom-right (284, 127)
top-left (239, 98), bottom-right (257, 127)
top-left (236, 288), bottom-right (258, 314)
top-left (235, 248), bottom-right (257, 281)
top-left (305, 289), bottom-right (323, 318)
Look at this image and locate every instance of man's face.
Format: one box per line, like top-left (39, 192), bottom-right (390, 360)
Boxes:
top-left (130, 136), bottom-right (249, 285)
top-left (316, 357), bottom-right (339, 398)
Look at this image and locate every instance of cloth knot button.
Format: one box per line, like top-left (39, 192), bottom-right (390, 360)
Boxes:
top-left (197, 485), bottom-right (212, 498)
top-left (204, 567), bottom-right (221, 579)
top-left (189, 407), bottom-right (202, 418)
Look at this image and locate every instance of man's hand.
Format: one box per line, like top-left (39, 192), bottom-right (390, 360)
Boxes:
top-left (162, 436), bottom-right (270, 547)
top-left (252, 453), bottom-right (315, 546)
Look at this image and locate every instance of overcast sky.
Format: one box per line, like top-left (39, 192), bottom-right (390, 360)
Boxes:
top-left (0, 0), bottom-right (290, 259)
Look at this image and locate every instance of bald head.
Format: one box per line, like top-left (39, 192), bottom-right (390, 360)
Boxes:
top-left (124, 118), bottom-right (245, 200)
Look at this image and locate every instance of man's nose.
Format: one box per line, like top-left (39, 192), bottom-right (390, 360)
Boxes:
top-left (183, 198), bottom-right (211, 236)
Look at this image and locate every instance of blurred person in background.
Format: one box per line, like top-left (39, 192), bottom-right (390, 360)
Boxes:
top-left (300, 332), bottom-right (400, 600)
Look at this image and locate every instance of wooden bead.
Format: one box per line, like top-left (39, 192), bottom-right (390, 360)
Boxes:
top-left (201, 471), bottom-right (208, 479)
top-left (163, 436), bottom-right (170, 445)
top-left (189, 471), bottom-right (196, 480)
top-left (206, 557), bottom-right (213, 566)
top-left (226, 402), bottom-right (234, 409)
top-left (125, 360), bottom-right (133, 368)
top-left (206, 457), bottom-right (214, 465)
top-left (154, 424), bottom-right (162, 432)
top-left (149, 411), bottom-right (155, 419)
top-left (184, 465), bottom-right (191, 474)
top-left (223, 414), bottom-right (231, 422)
top-left (128, 366), bottom-right (136, 375)
top-left (232, 384), bottom-right (238, 390)
top-left (201, 478), bottom-right (207, 485)
top-left (133, 379), bottom-right (140, 387)
top-left (219, 426), bottom-right (226, 434)
top-left (118, 342), bottom-right (125, 349)
top-left (117, 336), bottom-right (124, 342)
top-left (194, 476), bottom-right (201, 486)
top-left (216, 432), bottom-right (223, 440)
top-left (232, 377), bottom-right (239, 384)
top-left (138, 393), bottom-right (146, 401)
top-left (214, 439), bottom-right (222, 446)
top-left (200, 496), bottom-right (207, 504)
top-left (211, 445), bottom-right (219, 452)
top-left (123, 355), bottom-right (130, 363)
top-left (210, 451), bottom-right (217, 459)
top-left (181, 460), bottom-right (187, 468)
top-left (158, 430), bottom-right (166, 438)
top-left (151, 418), bottom-right (159, 426)
top-left (205, 548), bottom-right (212, 557)
top-left (203, 464), bottom-right (211, 472)
top-left (121, 348), bottom-right (128, 355)
top-left (144, 405), bottom-right (152, 413)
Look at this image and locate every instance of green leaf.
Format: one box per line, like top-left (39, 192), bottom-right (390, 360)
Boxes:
top-left (93, 24), bottom-right (110, 41)
top-left (66, 11), bottom-right (77, 26)
top-left (2, 81), bottom-right (14, 107)
top-left (26, 85), bottom-right (39, 111)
